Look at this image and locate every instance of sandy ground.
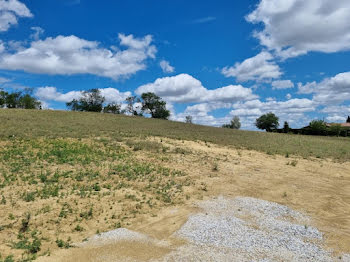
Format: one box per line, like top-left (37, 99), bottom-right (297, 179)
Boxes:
top-left (35, 138), bottom-right (350, 261)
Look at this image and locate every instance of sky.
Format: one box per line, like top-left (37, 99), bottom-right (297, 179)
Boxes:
top-left (0, 0), bottom-right (350, 130)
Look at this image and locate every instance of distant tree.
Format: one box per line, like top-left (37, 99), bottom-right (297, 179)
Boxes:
top-left (308, 120), bottom-right (327, 135)
top-left (141, 92), bottom-right (170, 119)
top-left (255, 112), bottom-right (279, 132)
top-left (283, 121), bottom-right (290, 133)
top-left (66, 89), bottom-right (104, 112)
top-left (329, 124), bottom-right (342, 137)
top-left (347, 116), bottom-right (350, 123)
top-left (0, 89), bottom-right (41, 109)
top-left (125, 96), bottom-right (141, 116)
top-left (222, 116), bottom-right (241, 129)
top-left (19, 94), bottom-right (42, 109)
top-left (103, 103), bottom-right (121, 114)
top-left (0, 89), bottom-right (8, 107)
top-left (185, 115), bottom-right (193, 124)
top-left (5, 92), bottom-right (22, 108)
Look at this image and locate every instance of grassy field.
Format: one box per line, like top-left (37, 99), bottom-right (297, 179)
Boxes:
top-left (1, 109), bottom-right (350, 161)
top-left (0, 109), bottom-right (350, 261)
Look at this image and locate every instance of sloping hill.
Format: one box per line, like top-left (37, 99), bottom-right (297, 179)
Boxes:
top-left (1, 109), bottom-right (350, 161)
top-left (0, 109), bottom-right (349, 261)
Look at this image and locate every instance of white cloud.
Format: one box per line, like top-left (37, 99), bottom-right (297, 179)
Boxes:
top-left (222, 52), bottom-right (282, 82)
top-left (99, 88), bottom-right (132, 103)
top-left (159, 60), bottom-right (175, 73)
top-left (192, 16), bottom-right (216, 24)
top-left (30, 26), bottom-right (44, 40)
top-left (298, 72), bottom-right (350, 104)
top-left (286, 93), bottom-right (292, 99)
top-left (246, 0), bottom-right (350, 58)
top-left (35, 86), bottom-right (131, 104)
top-left (0, 0), bottom-right (32, 32)
top-left (325, 115), bottom-right (346, 123)
top-left (230, 98), bottom-right (316, 128)
top-left (0, 76), bottom-right (10, 84)
top-left (272, 80), bottom-right (294, 89)
top-left (172, 102), bottom-right (232, 126)
top-left (313, 72), bottom-right (350, 104)
top-left (297, 81), bottom-right (317, 94)
top-left (0, 34), bottom-right (157, 80)
top-left (136, 73), bottom-right (257, 103)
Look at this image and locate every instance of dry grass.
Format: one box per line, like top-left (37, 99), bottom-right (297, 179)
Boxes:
top-left (0, 109), bottom-right (350, 161)
top-left (0, 109), bottom-right (350, 261)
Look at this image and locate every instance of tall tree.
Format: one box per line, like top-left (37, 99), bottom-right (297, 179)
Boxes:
top-left (223, 116), bottom-right (241, 129)
top-left (125, 96), bottom-right (141, 115)
top-left (103, 103), bottom-right (121, 114)
top-left (141, 92), bottom-right (170, 119)
top-left (255, 112), bottom-right (279, 132)
top-left (66, 89), bottom-right (105, 112)
top-left (283, 121), bottom-right (290, 133)
top-left (0, 89), bottom-right (8, 108)
top-left (185, 115), bottom-right (193, 124)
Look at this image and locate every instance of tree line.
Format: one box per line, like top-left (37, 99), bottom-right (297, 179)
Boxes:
top-left (66, 89), bottom-right (170, 120)
top-left (0, 89), bottom-right (41, 109)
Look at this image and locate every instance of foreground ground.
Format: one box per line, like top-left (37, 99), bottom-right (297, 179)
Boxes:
top-left (0, 110), bottom-right (350, 261)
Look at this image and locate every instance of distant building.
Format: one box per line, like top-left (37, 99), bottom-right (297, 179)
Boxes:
top-left (327, 116), bottom-right (350, 128)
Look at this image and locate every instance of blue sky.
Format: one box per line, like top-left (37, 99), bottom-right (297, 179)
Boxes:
top-left (0, 0), bottom-right (350, 129)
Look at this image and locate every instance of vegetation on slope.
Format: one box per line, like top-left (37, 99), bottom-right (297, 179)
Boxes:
top-left (1, 109), bottom-right (349, 161)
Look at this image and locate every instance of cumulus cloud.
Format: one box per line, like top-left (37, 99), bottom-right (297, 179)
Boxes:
top-left (172, 102), bottom-right (232, 126)
top-left (231, 99), bottom-right (314, 117)
top-left (159, 60), bottom-right (175, 73)
top-left (35, 86), bottom-right (131, 104)
top-left (221, 52), bottom-right (282, 82)
top-left (272, 80), bottom-right (294, 89)
top-left (0, 33), bottom-right (157, 80)
top-left (246, 0), bottom-right (350, 58)
top-left (230, 98), bottom-right (315, 128)
top-left (136, 73), bottom-right (257, 103)
top-left (30, 26), bottom-right (44, 40)
top-left (298, 72), bottom-right (350, 104)
top-left (0, 0), bottom-right (32, 32)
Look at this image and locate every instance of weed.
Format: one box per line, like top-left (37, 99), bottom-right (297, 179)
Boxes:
top-left (74, 225), bottom-right (84, 232)
top-left (56, 238), bottom-right (72, 249)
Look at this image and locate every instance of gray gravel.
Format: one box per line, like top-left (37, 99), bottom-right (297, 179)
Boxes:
top-left (83, 196), bottom-right (350, 261)
top-left (161, 196), bottom-right (349, 262)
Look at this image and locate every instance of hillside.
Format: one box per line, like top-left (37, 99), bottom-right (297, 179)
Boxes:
top-left (0, 109), bottom-right (349, 261)
top-left (1, 109), bottom-right (350, 161)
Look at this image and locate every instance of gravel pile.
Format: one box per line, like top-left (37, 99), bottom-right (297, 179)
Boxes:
top-left (161, 196), bottom-right (349, 262)
top-left (84, 197), bottom-right (350, 261)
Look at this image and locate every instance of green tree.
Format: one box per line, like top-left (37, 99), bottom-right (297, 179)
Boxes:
top-left (66, 89), bottom-right (105, 112)
top-left (141, 92), bottom-right (170, 119)
top-left (125, 96), bottom-right (141, 115)
top-left (283, 121), bottom-right (290, 133)
top-left (255, 112), bottom-right (279, 132)
top-left (222, 116), bottom-right (241, 129)
top-left (308, 120), bottom-right (327, 135)
top-left (0, 89), bottom-right (8, 107)
top-left (185, 115), bottom-right (193, 124)
top-left (329, 124), bottom-right (342, 137)
top-left (5, 92), bottom-right (22, 108)
top-left (19, 94), bottom-right (41, 109)
top-left (103, 103), bottom-right (121, 114)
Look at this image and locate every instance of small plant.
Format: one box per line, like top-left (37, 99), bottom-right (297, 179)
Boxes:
top-left (74, 225), bottom-right (84, 232)
top-left (212, 163), bottom-right (219, 172)
top-left (0, 195), bottom-right (6, 205)
top-left (56, 238), bottom-right (72, 249)
top-left (20, 213), bottom-right (31, 233)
